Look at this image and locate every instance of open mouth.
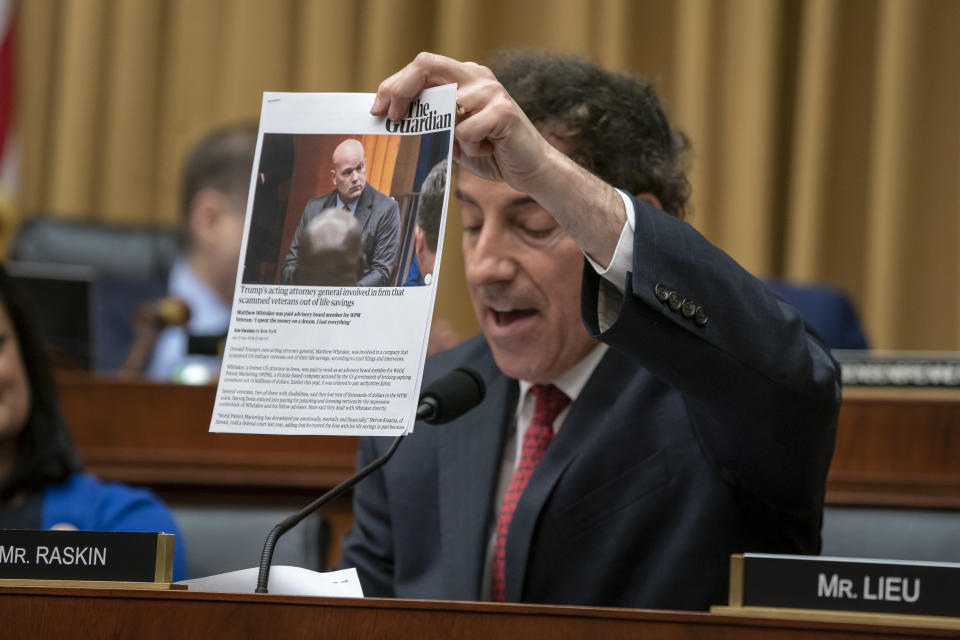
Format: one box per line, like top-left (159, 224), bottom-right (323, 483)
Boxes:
top-left (492, 308), bottom-right (537, 327)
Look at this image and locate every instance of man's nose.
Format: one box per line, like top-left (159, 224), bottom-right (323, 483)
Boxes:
top-left (465, 225), bottom-right (517, 285)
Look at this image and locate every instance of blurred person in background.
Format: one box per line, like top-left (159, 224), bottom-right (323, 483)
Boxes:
top-left (146, 123), bottom-right (257, 382)
top-left (0, 265), bottom-right (187, 579)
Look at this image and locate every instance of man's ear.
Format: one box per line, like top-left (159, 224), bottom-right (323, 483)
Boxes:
top-left (330, 168), bottom-right (337, 186)
top-left (414, 224), bottom-right (425, 253)
top-left (635, 192), bottom-right (663, 210)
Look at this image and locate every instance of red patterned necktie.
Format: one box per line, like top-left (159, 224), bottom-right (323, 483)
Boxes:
top-left (490, 384), bottom-right (570, 602)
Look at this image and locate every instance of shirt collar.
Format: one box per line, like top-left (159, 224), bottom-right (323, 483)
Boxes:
top-left (336, 193), bottom-right (359, 213)
top-left (518, 342), bottom-right (608, 409)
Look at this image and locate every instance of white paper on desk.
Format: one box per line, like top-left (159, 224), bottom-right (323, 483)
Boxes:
top-left (178, 565), bottom-right (364, 598)
top-left (210, 86), bottom-right (456, 438)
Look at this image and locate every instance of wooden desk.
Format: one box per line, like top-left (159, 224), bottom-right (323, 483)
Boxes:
top-left (1, 586), bottom-right (956, 639)
top-left (56, 373), bottom-right (356, 492)
top-left (57, 375), bottom-right (960, 509)
top-left (828, 387), bottom-right (960, 508)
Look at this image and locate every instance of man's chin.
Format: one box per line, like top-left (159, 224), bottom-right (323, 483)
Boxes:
top-left (487, 341), bottom-right (549, 383)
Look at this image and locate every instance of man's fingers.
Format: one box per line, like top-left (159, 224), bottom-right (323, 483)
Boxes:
top-left (457, 139), bottom-right (495, 158)
top-left (382, 53), bottom-right (458, 120)
top-left (371, 67), bottom-right (411, 117)
top-left (373, 52), bottom-right (493, 121)
top-left (452, 79), bottom-right (520, 154)
top-left (454, 106), bottom-right (504, 147)
top-left (453, 75), bottom-right (504, 119)
top-left (405, 52), bottom-right (492, 88)
top-left (372, 51), bottom-right (547, 186)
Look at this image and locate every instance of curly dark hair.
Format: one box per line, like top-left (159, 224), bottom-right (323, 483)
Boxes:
top-left (489, 50), bottom-right (691, 219)
top-left (0, 266), bottom-right (82, 502)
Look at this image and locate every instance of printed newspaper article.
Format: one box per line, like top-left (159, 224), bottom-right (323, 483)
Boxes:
top-left (210, 86), bottom-right (455, 436)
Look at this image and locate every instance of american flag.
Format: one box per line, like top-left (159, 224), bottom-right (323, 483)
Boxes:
top-left (0, 0), bottom-right (16, 240)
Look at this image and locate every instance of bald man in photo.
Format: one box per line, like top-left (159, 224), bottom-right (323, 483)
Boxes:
top-left (283, 139), bottom-right (401, 286)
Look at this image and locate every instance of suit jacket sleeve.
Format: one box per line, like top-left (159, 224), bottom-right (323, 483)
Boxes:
top-left (581, 195), bottom-right (840, 521)
top-left (281, 201), bottom-right (314, 284)
top-left (357, 198), bottom-right (401, 287)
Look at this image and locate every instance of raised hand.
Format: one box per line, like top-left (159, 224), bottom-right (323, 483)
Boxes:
top-left (371, 52), bottom-right (554, 194)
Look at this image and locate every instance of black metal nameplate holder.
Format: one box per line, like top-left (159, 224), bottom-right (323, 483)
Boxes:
top-left (713, 553), bottom-right (960, 628)
top-left (0, 529), bottom-right (179, 589)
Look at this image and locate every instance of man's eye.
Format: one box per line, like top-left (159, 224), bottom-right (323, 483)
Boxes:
top-left (462, 224), bottom-right (482, 234)
top-left (523, 227), bottom-right (553, 239)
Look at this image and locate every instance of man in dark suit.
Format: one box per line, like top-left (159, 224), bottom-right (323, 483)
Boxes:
top-left (339, 51), bottom-right (840, 610)
top-left (282, 139), bottom-right (400, 286)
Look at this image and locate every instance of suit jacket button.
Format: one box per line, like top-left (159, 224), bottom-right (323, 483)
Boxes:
top-left (681, 299), bottom-right (697, 318)
top-left (694, 306), bottom-right (708, 326)
top-left (668, 292), bottom-right (682, 311)
top-left (654, 283), bottom-right (670, 302)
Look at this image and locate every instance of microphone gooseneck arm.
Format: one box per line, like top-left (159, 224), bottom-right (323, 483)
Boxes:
top-left (255, 433), bottom-right (404, 594)
top-left (254, 367), bottom-right (484, 594)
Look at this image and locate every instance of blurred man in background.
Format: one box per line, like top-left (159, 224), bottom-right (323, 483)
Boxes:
top-left (146, 123), bottom-right (257, 381)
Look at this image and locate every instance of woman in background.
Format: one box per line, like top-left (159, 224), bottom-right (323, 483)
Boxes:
top-left (0, 265), bottom-right (187, 580)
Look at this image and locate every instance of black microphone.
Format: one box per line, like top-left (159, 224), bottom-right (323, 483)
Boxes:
top-left (255, 367), bottom-right (485, 593)
top-left (416, 366), bottom-right (485, 423)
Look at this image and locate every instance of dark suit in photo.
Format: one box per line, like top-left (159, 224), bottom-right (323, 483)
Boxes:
top-left (283, 183), bottom-right (401, 286)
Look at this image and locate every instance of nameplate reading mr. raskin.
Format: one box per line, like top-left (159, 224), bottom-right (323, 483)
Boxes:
top-left (0, 530), bottom-right (170, 583)
top-left (733, 553), bottom-right (960, 618)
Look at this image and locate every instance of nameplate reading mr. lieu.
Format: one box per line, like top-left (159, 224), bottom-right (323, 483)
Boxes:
top-left (0, 530), bottom-right (174, 584)
top-left (728, 553), bottom-right (960, 619)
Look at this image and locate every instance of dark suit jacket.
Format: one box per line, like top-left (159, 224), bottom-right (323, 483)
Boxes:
top-left (282, 183), bottom-right (401, 286)
top-left (339, 196), bottom-right (840, 610)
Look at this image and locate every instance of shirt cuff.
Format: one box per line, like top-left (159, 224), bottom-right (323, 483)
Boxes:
top-left (584, 189), bottom-right (636, 294)
top-left (584, 190), bottom-right (635, 332)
